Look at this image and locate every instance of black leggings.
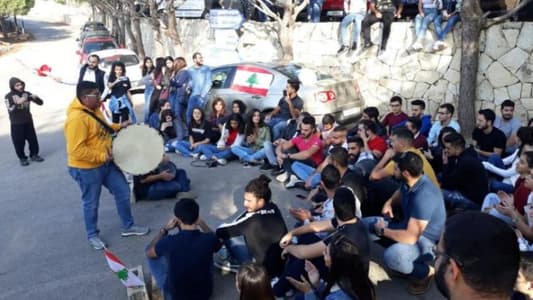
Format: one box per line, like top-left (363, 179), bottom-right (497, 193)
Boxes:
top-left (10, 121), bottom-right (39, 160)
top-left (112, 107), bottom-right (130, 124)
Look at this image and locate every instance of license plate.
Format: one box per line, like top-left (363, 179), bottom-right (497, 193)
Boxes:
top-left (326, 11), bottom-right (344, 16)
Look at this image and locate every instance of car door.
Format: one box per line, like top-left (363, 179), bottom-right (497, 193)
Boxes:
top-left (227, 64), bottom-right (277, 112)
top-left (206, 66), bottom-right (237, 113)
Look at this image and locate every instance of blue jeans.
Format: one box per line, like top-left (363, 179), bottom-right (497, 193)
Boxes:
top-left (434, 13), bottom-right (461, 41)
top-left (291, 161), bottom-right (321, 188)
top-left (186, 95), bottom-right (206, 126)
top-left (415, 8), bottom-right (438, 39)
top-left (68, 162), bottom-right (135, 239)
top-left (307, 0), bottom-right (323, 22)
top-left (441, 189), bottom-right (480, 211)
top-left (173, 140), bottom-right (201, 157)
top-left (267, 117), bottom-right (289, 141)
top-left (196, 144), bottom-right (234, 160)
top-left (231, 143), bottom-right (277, 165)
top-left (362, 217), bottom-right (434, 279)
top-left (340, 13), bottom-right (365, 46)
top-left (109, 95), bottom-right (137, 124)
top-left (144, 85), bottom-right (154, 123)
top-left (146, 248), bottom-right (173, 300)
top-left (225, 236), bottom-right (254, 264)
top-left (490, 180), bottom-right (514, 194)
top-left (481, 193), bottom-right (514, 225)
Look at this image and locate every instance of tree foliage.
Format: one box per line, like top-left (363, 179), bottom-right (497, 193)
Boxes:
top-left (0, 0), bottom-right (35, 17)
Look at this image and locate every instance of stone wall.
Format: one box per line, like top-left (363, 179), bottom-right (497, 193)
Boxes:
top-left (138, 19), bottom-right (533, 122)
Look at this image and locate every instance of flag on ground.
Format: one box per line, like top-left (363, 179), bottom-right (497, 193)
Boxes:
top-left (230, 65), bottom-right (273, 96)
top-left (104, 249), bottom-right (145, 287)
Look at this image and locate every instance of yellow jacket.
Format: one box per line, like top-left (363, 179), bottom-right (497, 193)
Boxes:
top-left (64, 98), bottom-right (121, 169)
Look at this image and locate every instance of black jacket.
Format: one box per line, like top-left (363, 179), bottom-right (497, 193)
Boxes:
top-left (216, 202), bottom-right (287, 276)
top-left (78, 64), bottom-right (106, 94)
top-left (441, 147), bottom-right (489, 205)
top-left (4, 77), bottom-right (43, 125)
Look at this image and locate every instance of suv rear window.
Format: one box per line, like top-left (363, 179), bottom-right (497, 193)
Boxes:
top-left (100, 55), bottom-right (139, 68)
top-left (83, 41), bottom-right (117, 53)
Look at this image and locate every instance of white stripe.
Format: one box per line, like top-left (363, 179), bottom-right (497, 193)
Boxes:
top-left (232, 70), bottom-right (272, 89)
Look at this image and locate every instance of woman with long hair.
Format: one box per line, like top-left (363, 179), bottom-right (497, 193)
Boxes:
top-left (231, 109), bottom-right (277, 167)
top-left (237, 263), bottom-right (275, 300)
top-left (197, 113), bottom-right (245, 165)
top-left (107, 61), bottom-right (136, 124)
top-left (149, 57), bottom-right (166, 115)
top-left (208, 97), bottom-right (230, 142)
top-left (173, 107), bottom-right (212, 158)
top-left (287, 233), bottom-right (376, 300)
top-left (141, 57), bottom-right (154, 123)
top-left (169, 57), bottom-right (190, 140)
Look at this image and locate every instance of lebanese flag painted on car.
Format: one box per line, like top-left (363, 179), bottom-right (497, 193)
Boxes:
top-left (104, 249), bottom-right (145, 287)
top-left (231, 65), bottom-right (273, 96)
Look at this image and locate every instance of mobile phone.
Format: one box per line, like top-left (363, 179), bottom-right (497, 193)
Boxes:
top-left (296, 194), bottom-right (306, 199)
top-left (283, 90), bottom-right (287, 97)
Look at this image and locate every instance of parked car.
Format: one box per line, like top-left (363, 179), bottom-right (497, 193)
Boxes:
top-left (92, 48), bottom-right (144, 92)
top-left (206, 62), bottom-right (363, 124)
top-left (77, 36), bottom-right (118, 64)
top-left (78, 22), bottom-right (110, 43)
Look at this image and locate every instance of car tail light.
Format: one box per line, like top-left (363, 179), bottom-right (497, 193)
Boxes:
top-left (316, 90), bottom-right (336, 103)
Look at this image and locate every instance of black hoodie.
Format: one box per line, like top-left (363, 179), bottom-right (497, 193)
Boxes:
top-left (4, 77), bottom-right (43, 125)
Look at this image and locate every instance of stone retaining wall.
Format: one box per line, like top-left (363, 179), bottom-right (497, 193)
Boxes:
top-left (139, 19), bottom-right (533, 121)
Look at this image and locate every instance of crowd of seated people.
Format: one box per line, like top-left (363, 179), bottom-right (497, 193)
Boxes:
top-left (139, 70), bottom-right (533, 300)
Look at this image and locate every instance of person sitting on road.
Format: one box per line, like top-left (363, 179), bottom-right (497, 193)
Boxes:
top-left (145, 198), bottom-right (220, 300)
top-left (381, 96), bottom-right (408, 135)
top-left (473, 108), bottom-right (508, 160)
top-left (133, 155), bottom-right (191, 201)
top-left (197, 113), bottom-right (245, 165)
top-left (287, 233), bottom-right (376, 300)
top-left (215, 175), bottom-right (288, 276)
top-left (236, 263), bottom-right (275, 300)
top-left (207, 97), bottom-right (230, 142)
top-left (424, 125), bottom-right (457, 175)
top-left (160, 109), bottom-right (178, 151)
top-left (427, 103), bottom-right (461, 147)
top-left (495, 100), bottom-right (523, 156)
top-left (355, 106), bottom-right (387, 137)
top-left (274, 187), bottom-right (370, 298)
top-left (274, 116), bottom-right (325, 189)
top-left (364, 152), bottom-right (445, 295)
top-left (107, 61), bottom-right (136, 124)
top-left (406, 116), bottom-right (429, 151)
top-left (231, 99), bottom-right (247, 119)
top-left (440, 132), bottom-right (489, 211)
top-left (347, 136), bottom-right (377, 179)
top-left (356, 120), bottom-right (388, 160)
top-left (266, 79), bottom-right (304, 141)
top-left (318, 114), bottom-right (338, 148)
top-left (231, 109), bottom-right (277, 168)
top-left (514, 252), bottom-right (533, 299)
top-left (173, 107), bottom-right (213, 158)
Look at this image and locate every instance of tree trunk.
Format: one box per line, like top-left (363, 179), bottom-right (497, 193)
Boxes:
top-left (459, 0), bottom-right (484, 139)
top-left (166, 0), bottom-right (180, 45)
top-left (124, 11), bottom-right (138, 53)
top-left (130, 1), bottom-right (146, 58)
top-left (278, 9), bottom-right (294, 61)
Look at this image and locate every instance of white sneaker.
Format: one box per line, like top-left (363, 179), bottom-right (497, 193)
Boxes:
top-left (216, 158), bottom-right (227, 165)
top-left (285, 175), bottom-right (303, 189)
top-left (276, 172), bottom-right (288, 182)
top-left (432, 40), bottom-right (446, 51)
top-left (191, 153), bottom-right (200, 159)
top-left (412, 39), bottom-right (423, 51)
top-left (199, 154), bottom-right (208, 161)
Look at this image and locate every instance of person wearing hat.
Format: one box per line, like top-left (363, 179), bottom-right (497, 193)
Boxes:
top-left (4, 77), bottom-right (45, 166)
top-left (65, 81), bottom-right (149, 250)
top-left (266, 79), bottom-right (304, 141)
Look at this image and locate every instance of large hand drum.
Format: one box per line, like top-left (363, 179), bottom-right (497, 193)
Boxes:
top-left (112, 124), bottom-right (164, 175)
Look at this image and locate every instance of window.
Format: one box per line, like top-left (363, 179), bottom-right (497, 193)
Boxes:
top-left (211, 67), bottom-right (233, 89)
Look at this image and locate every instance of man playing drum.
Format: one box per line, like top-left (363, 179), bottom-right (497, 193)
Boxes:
top-left (65, 81), bottom-right (149, 250)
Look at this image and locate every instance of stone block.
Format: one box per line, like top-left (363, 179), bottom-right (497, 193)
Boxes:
top-left (437, 55), bottom-right (452, 74)
top-left (499, 47), bottom-right (529, 74)
top-left (450, 50), bottom-right (461, 71)
top-left (523, 99), bottom-right (533, 110)
top-left (482, 101), bottom-right (497, 110)
top-left (494, 87), bottom-right (510, 105)
top-left (444, 69), bottom-right (460, 85)
top-left (486, 61), bottom-right (519, 88)
top-left (517, 23), bottom-right (533, 52)
top-left (478, 79), bottom-right (494, 101)
top-left (425, 79), bottom-right (448, 102)
top-left (415, 70), bottom-right (442, 84)
top-left (508, 83), bottom-right (522, 101)
top-left (401, 60), bottom-right (421, 81)
top-left (475, 100), bottom-right (482, 111)
top-left (413, 82), bottom-right (430, 98)
top-left (523, 83), bottom-right (532, 98)
top-left (478, 53), bottom-right (493, 74)
top-left (419, 53), bottom-right (440, 71)
top-left (503, 29), bottom-right (520, 48)
top-left (366, 59), bottom-right (390, 80)
top-left (379, 79), bottom-right (403, 94)
top-left (445, 91), bottom-right (456, 104)
top-left (503, 22), bottom-right (523, 30)
top-left (378, 49), bottom-right (399, 66)
top-left (517, 64), bottom-right (533, 83)
top-left (388, 23), bottom-right (409, 50)
top-left (485, 26), bottom-right (511, 60)
top-left (401, 81), bottom-right (417, 99)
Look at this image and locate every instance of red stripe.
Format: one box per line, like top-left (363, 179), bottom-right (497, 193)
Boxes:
top-left (104, 249), bottom-right (125, 265)
top-left (236, 65), bottom-right (271, 74)
top-left (231, 84), bottom-right (268, 96)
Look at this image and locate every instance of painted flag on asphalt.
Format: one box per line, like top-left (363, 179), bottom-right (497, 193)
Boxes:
top-left (104, 249), bottom-right (145, 287)
top-left (230, 65), bottom-right (273, 96)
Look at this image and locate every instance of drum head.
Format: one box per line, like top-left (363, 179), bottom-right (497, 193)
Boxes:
top-left (112, 124), bottom-right (164, 175)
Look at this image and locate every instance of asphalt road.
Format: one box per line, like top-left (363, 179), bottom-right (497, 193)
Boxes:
top-left (0, 3), bottom-right (445, 300)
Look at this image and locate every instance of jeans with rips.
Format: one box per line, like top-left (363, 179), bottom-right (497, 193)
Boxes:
top-left (415, 8), bottom-right (439, 39)
top-left (267, 117), bottom-right (289, 141)
top-left (340, 13), bottom-right (365, 46)
top-left (173, 140), bottom-right (202, 157)
top-left (68, 161), bottom-right (135, 239)
top-left (291, 161), bottom-right (321, 188)
top-left (196, 144), bottom-right (235, 160)
top-left (434, 13), bottom-right (461, 41)
top-left (231, 143), bottom-right (277, 165)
